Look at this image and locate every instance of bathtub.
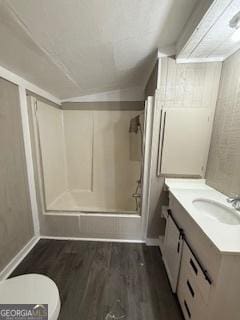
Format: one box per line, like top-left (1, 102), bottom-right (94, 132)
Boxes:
top-left (46, 190), bottom-right (139, 214)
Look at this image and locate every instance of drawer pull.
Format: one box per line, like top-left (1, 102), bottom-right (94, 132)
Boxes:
top-left (204, 270), bottom-right (212, 285)
top-left (177, 241), bottom-right (180, 253)
top-left (184, 238), bottom-right (212, 285)
top-left (187, 280), bottom-right (195, 297)
top-left (190, 258), bottom-right (198, 275)
top-left (184, 300), bottom-right (191, 318)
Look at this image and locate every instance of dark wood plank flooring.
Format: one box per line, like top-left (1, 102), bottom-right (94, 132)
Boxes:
top-left (10, 240), bottom-right (183, 320)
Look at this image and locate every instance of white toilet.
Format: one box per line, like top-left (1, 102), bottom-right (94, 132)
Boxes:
top-left (0, 274), bottom-right (61, 320)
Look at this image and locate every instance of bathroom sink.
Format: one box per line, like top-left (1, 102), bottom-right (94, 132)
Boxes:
top-left (192, 198), bottom-right (240, 225)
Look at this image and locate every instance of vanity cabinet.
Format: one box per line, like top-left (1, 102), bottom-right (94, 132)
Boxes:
top-left (166, 193), bottom-right (240, 320)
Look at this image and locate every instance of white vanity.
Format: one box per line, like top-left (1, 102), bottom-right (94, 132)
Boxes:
top-left (162, 179), bottom-right (240, 320)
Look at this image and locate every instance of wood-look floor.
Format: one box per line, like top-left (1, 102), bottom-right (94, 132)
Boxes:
top-left (10, 240), bottom-right (183, 320)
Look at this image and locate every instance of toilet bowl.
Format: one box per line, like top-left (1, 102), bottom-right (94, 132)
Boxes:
top-left (0, 274), bottom-right (60, 320)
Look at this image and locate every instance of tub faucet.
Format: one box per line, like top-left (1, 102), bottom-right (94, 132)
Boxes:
top-left (227, 196), bottom-right (240, 210)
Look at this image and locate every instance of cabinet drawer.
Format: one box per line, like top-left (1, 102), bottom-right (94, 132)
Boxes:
top-left (180, 241), bottom-right (211, 304)
top-left (178, 268), bottom-right (208, 320)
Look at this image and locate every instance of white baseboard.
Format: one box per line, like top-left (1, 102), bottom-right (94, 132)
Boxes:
top-left (145, 238), bottom-right (160, 246)
top-left (0, 236), bottom-right (40, 281)
top-left (159, 236), bottom-right (164, 253)
top-left (40, 235), bottom-right (145, 243)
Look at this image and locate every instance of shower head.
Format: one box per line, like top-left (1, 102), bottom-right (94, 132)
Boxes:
top-left (129, 115), bottom-right (140, 133)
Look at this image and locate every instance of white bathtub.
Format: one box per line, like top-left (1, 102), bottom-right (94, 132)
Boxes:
top-left (46, 190), bottom-right (139, 214)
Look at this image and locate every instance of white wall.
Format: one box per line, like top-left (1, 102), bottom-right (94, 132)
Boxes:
top-left (63, 111), bottom-right (94, 191)
top-left (65, 110), bottom-right (141, 211)
top-left (36, 101), bottom-right (67, 205)
top-left (91, 110), bottom-right (141, 211)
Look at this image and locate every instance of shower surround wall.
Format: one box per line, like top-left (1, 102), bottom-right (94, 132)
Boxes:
top-left (206, 49), bottom-right (240, 195)
top-left (36, 101), bottom-right (67, 205)
top-left (36, 100), bottom-right (143, 212)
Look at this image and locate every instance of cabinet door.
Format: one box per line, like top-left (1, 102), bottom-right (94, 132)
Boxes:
top-left (158, 108), bottom-right (211, 176)
top-left (162, 213), bottom-right (183, 292)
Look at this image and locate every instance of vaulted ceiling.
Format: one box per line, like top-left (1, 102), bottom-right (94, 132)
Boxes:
top-left (0, 0), bottom-right (197, 99)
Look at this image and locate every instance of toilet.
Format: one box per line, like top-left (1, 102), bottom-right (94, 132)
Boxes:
top-left (0, 274), bottom-right (60, 320)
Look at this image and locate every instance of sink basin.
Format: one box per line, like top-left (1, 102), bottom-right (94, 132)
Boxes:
top-left (192, 198), bottom-right (240, 225)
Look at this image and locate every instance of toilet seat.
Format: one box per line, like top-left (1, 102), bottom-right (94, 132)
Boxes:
top-left (0, 274), bottom-right (60, 320)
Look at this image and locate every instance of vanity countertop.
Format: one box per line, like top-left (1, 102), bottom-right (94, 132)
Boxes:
top-left (165, 178), bottom-right (240, 255)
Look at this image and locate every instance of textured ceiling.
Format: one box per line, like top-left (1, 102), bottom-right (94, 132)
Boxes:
top-left (0, 0), bottom-right (197, 99)
top-left (177, 0), bottom-right (240, 61)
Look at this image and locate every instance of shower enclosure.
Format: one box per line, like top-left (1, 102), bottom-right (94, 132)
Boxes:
top-left (31, 98), bottom-right (145, 214)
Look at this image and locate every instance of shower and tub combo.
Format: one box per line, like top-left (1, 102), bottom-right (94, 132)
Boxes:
top-left (31, 98), bottom-right (145, 215)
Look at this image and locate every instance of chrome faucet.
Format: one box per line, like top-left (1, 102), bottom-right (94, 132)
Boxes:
top-left (227, 195), bottom-right (240, 210)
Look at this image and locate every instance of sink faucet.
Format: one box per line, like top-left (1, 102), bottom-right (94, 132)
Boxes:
top-left (227, 196), bottom-right (240, 210)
